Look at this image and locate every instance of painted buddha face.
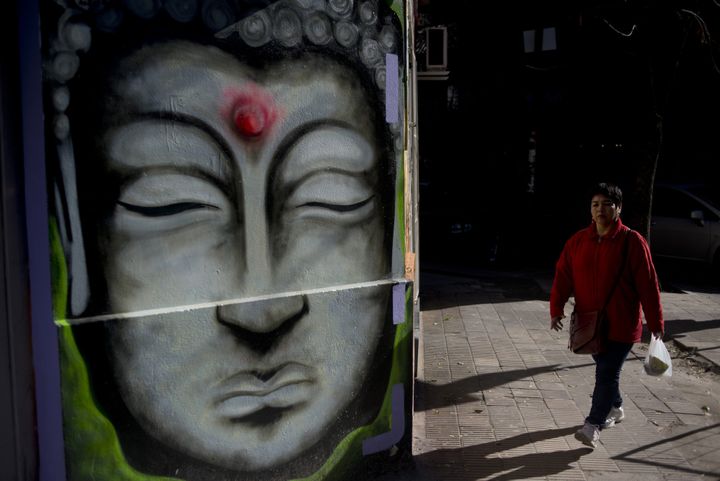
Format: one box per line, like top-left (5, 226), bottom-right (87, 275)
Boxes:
top-left (90, 41), bottom-right (393, 473)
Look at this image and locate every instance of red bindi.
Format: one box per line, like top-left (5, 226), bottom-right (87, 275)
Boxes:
top-left (233, 99), bottom-right (267, 137)
top-left (224, 86), bottom-right (279, 140)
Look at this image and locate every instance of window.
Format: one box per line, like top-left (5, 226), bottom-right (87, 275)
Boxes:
top-left (425, 27), bottom-right (447, 70)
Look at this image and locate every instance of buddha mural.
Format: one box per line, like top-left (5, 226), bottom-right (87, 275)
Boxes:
top-left (40, 1), bottom-right (411, 480)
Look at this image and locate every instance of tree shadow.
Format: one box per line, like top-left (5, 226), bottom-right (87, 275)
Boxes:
top-left (612, 423), bottom-right (720, 478)
top-left (415, 426), bottom-right (591, 481)
top-left (663, 318), bottom-right (720, 338)
top-left (415, 365), bottom-right (560, 412)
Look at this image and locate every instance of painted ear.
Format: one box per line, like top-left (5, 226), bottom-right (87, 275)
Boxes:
top-left (54, 139), bottom-right (90, 317)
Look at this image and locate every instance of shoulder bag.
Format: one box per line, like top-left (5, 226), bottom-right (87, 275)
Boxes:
top-left (569, 231), bottom-right (631, 354)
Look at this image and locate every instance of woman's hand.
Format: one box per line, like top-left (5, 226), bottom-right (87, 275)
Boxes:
top-left (551, 315), bottom-right (565, 332)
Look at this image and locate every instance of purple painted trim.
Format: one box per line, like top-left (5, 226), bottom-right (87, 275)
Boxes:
top-left (19, 1), bottom-right (67, 479)
top-left (392, 283), bottom-right (405, 325)
top-left (385, 53), bottom-right (399, 124)
top-left (362, 383), bottom-right (405, 456)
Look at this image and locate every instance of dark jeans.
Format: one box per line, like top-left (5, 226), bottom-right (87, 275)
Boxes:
top-left (586, 340), bottom-right (634, 428)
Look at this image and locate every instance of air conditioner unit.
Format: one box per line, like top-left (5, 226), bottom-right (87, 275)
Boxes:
top-left (425, 26), bottom-right (447, 70)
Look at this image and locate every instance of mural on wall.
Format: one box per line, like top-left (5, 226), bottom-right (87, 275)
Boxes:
top-left (40, 1), bottom-right (413, 480)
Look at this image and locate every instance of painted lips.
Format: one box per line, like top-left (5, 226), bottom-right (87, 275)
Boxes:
top-left (215, 363), bottom-right (315, 419)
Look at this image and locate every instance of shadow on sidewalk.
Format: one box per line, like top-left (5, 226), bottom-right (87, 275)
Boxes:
top-left (665, 318), bottom-right (720, 338)
top-left (420, 274), bottom-right (549, 310)
top-left (415, 365), bottom-right (560, 411)
top-left (415, 426), bottom-right (591, 481)
top-left (655, 260), bottom-right (720, 294)
top-left (612, 423), bottom-right (720, 478)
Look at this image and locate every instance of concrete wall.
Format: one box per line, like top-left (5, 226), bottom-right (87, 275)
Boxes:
top-left (37, 1), bottom-right (414, 479)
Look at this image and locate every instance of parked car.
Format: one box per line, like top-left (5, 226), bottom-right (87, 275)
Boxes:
top-left (650, 184), bottom-right (720, 268)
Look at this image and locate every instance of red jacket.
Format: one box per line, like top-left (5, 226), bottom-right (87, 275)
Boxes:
top-left (550, 219), bottom-right (664, 343)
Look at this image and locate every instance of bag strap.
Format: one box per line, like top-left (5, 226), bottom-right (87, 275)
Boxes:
top-left (601, 229), bottom-right (631, 312)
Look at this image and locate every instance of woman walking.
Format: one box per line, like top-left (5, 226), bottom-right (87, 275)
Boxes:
top-left (550, 182), bottom-right (664, 448)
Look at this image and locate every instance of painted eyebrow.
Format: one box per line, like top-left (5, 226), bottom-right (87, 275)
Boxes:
top-left (270, 119), bottom-right (375, 188)
top-left (271, 118), bottom-right (365, 173)
top-left (129, 110), bottom-right (236, 169)
top-left (266, 118), bottom-right (371, 221)
top-left (113, 111), bottom-right (237, 199)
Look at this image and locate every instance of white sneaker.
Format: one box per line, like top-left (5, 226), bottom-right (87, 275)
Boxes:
top-left (602, 406), bottom-right (625, 428)
top-left (575, 422), bottom-right (600, 448)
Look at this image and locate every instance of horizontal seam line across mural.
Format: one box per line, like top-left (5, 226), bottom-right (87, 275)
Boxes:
top-left (56, 278), bottom-right (409, 325)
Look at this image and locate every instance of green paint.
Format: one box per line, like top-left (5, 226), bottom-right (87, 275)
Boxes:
top-left (60, 327), bottom-right (178, 481)
top-left (50, 219), bottom-right (68, 321)
top-left (388, 0), bottom-right (404, 25)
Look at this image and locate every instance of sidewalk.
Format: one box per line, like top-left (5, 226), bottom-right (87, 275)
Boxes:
top-left (407, 267), bottom-right (720, 481)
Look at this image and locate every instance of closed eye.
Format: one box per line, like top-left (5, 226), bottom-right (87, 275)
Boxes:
top-left (299, 196), bottom-right (374, 212)
top-left (118, 201), bottom-right (220, 217)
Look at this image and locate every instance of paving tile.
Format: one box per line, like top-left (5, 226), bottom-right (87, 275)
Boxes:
top-left (611, 459), bottom-right (661, 473)
top-left (511, 388), bottom-right (543, 398)
top-left (642, 410), bottom-right (682, 426)
top-left (546, 471), bottom-right (587, 480)
top-left (578, 458), bottom-right (620, 471)
top-left (537, 381), bottom-right (567, 390)
top-left (542, 389), bottom-right (572, 400)
top-left (484, 397), bottom-right (517, 407)
top-left (666, 401), bottom-right (708, 416)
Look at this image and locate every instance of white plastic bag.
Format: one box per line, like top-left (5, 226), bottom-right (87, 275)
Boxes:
top-left (644, 333), bottom-right (672, 377)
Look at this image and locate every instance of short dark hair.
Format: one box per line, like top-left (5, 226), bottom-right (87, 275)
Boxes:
top-left (589, 182), bottom-right (623, 207)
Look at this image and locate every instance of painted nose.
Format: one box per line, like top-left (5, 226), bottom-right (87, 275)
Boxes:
top-left (216, 295), bottom-right (307, 353)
